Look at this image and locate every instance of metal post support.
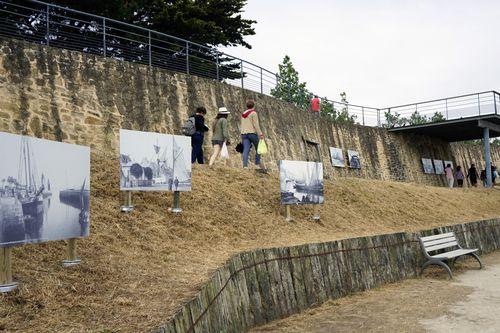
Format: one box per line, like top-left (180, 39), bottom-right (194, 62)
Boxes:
top-left (494, 92), bottom-right (498, 115)
top-left (377, 109), bottom-right (381, 127)
top-left (240, 60), bottom-right (244, 90)
top-left (362, 107), bottom-right (365, 126)
top-left (478, 94), bottom-right (481, 115)
top-left (260, 68), bottom-right (263, 94)
top-left (148, 30), bottom-right (152, 67)
top-left (0, 247), bottom-right (17, 293)
top-left (285, 205), bottom-right (293, 222)
top-left (186, 42), bottom-right (190, 75)
top-left (445, 99), bottom-right (449, 119)
top-left (62, 238), bottom-right (81, 267)
top-left (216, 53), bottom-right (220, 81)
top-left (102, 18), bottom-right (106, 57)
top-left (484, 127), bottom-right (492, 187)
top-left (172, 191), bottom-right (182, 213)
top-left (312, 205), bottom-right (320, 221)
top-left (46, 5), bottom-right (50, 46)
top-left (121, 191), bottom-right (134, 212)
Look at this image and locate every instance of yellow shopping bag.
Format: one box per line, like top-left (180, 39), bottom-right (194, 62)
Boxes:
top-left (257, 139), bottom-right (268, 155)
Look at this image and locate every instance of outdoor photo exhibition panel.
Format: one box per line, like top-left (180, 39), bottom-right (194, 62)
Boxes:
top-left (434, 159), bottom-right (445, 174)
top-left (280, 160), bottom-right (324, 205)
top-left (347, 150), bottom-right (361, 169)
top-left (329, 147), bottom-right (345, 167)
top-left (120, 129), bottom-right (192, 192)
top-left (0, 132), bottom-right (90, 247)
top-left (421, 158), bottom-right (435, 174)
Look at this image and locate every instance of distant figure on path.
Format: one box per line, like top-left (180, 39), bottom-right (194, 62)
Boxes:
top-left (455, 166), bottom-right (465, 187)
top-left (240, 100), bottom-right (266, 170)
top-left (480, 169), bottom-right (487, 187)
top-left (444, 163), bottom-right (454, 188)
top-left (468, 164), bottom-right (479, 187)
top-left (168, 177), bottom-right (173, 191)
top-left (492, 165), bottom-right (498, 187)
top-left (191, 107), bottom-right (209, 164)
top-left (209, 107), bottom-right (231, 167)
top-left (310, 95), bottom-right (320, 116)
top-left (174, 177), bottom-right (179, 191)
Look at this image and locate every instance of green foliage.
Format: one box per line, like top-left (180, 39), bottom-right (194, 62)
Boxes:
top-left (49, 0), bottom-right (256, 48)
top-left (271, 55), bottom-right (311, 109)
top-left (271, 56), bottom-right (355, 124)
top-left (383, 109), bottom-right (447, 127)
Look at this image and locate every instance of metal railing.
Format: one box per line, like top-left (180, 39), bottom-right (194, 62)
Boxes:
top-left (380, 91), bottom-right (500, 128)
top-left (0, 0), bottom-right (382, 126)
top-left (0, 0), bottom-right (497, 129)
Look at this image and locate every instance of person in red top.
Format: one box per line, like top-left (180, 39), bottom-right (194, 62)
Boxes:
top-left (310, 95), bottom-right (320, 116)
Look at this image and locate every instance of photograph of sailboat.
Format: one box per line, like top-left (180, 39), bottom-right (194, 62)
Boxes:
top-left (421, 158), bottom-right (435, 174)
top-left (348, 150), bottom-right (361, 169)
top-left (0, 132), bottom-right (90, 247)
top-left (329, 147), bottom-right (345, 167)
top-left (280, 160), bottom-right (324, 205)
top-left (119, 129), bottom-right (192, 191)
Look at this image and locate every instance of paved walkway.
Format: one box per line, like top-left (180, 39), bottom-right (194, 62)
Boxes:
top-left (251, 251), bottom-right (500, 333)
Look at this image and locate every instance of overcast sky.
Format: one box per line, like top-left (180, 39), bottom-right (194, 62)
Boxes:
top-left (221, 0), bottom-right (500, 108)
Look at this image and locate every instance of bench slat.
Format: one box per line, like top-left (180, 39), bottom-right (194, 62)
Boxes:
top-left (426, 241), bottom-right (458, 252)
top-left (420, 232), bottom-right (454, 242)
top-left (423, 236), bottom-right (456, 247)
top-left (431, 248), bottom-right (478, 259)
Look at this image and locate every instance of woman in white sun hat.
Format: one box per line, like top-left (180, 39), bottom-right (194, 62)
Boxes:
top-left (209, 107), bottom-right (231, 167)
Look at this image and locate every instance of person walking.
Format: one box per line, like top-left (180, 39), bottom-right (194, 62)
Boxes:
top-left (310, 95), bottom-right (320, 116)
top-left (191, 107), bottom-right (208, 164)
top-left (480, 169), bottom-right (487, 187)
top-left (468, 164), bottom-right (479, 187)
top-left (209, 107), bottom-right (231, 167)
top-left (492, 165), bottom-right (498, 187)
top-left (455, 166), bottom-right (465, 187)
top-left (240, 100), bottom-right (266, 170)
top-left (444, 163), bottom-right (454, 188)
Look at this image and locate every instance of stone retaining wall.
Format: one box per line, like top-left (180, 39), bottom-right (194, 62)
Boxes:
top-left (1, 37), bottom-right (498, 187)
top-left (157, 218), bottom-right (500, 333)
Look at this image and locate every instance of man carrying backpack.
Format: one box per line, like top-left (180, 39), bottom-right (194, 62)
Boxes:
top-left (183, 107), bottom-right (208, 164)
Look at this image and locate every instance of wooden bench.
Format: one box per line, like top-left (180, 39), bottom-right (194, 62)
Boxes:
top-left (419, 231), bottom-right (483, 279)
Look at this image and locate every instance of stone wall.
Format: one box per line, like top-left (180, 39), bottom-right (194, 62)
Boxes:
top-left (157, 218), bottom-right (500, 333)
top-left (0, 37), bottom-right (498, 186)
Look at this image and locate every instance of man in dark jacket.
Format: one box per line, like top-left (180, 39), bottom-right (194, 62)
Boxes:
top-left (191, 107), bottom-right (208, 164)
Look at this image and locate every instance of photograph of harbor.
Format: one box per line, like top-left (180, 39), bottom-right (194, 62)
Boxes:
top-left (329, 147), bottom-right (345, 167)
top-left (434, 159), bottom-right (445, 174)
top-left (280, 160), bottom-right (324, 205)
top-left (120, 129), bottom-right (192, 191)
top-left (421, 158), bottom-right (435, 174)
top-left (0, 132), bottom-right (90, 247)
top-left (348, 150), bottom-right (361, 169)
top-left (172, 135), bottom-right (192, 191)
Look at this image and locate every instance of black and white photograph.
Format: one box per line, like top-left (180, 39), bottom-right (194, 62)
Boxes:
top-left (280, 160), bottom-right (324, 205)
top-left (421, 158), bottom-right (435, 174)
top-left (329, 147), bottom-right (345, 167)
top-left (434, 159), bottom-right (445, 174)
top-left (172, 135), bottom-right (192, 192)
top-left (347, 150), bottom-right (361, 169)
top-left (120, 129), bottom-right (174, 191)
top-left (120, 129), bottom-right (192, 192)
top-left (444, 160), bottom-right (453, 169)
top-left (0, 132), bottom-right (90, 247)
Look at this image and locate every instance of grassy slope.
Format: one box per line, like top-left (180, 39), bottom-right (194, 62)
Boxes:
top-left (2, 153), bottom-right (500, 332)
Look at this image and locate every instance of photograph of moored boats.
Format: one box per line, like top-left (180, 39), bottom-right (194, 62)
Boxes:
top-left (0, 132), bottom-right (90, 247)
top-left (348, 150), bottom-right (361, 169)
top-left (421, 158), bottom-right (435, 174)
top-left (120, 129), bottom-right (192, 192)
top-left (329, 147), bottom-right (345, 167)
top-left (280, 160), bottom-right (324, 205)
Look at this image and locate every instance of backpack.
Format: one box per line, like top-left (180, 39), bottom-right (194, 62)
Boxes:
top-left (182, 116), bottom-right (196, 136)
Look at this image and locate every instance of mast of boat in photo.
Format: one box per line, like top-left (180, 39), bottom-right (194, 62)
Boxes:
top-left (17, 137), bottom-right (45, 218)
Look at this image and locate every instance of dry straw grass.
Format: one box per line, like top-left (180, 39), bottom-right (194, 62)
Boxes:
top-left (1, 152), bottom-right (500, 332)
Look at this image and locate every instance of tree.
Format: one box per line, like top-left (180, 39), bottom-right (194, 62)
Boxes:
top-left (408, 111), bottom-right (427, 125)
top-left (335, 92), bottom-right (356, 124)
top-left (271, 55), bottom-right (312, 110)
top-left (143, 167), bottom-right (153, 181)
top-left (430, 112), bottom-right (446, 123)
